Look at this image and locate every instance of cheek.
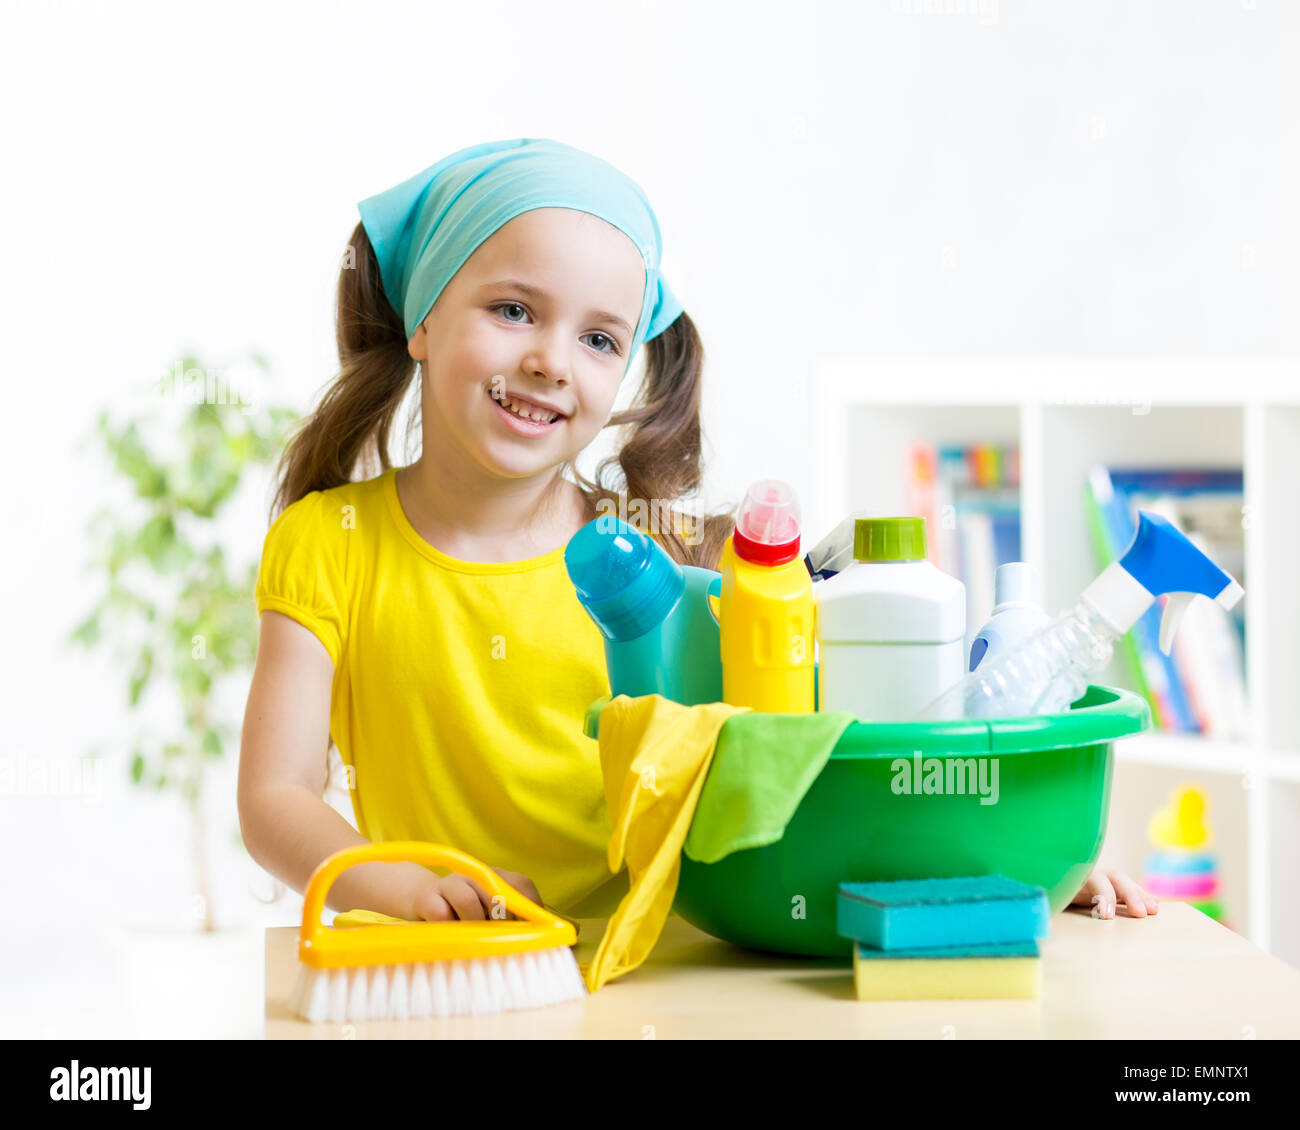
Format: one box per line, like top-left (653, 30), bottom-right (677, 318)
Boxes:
top-left (426, 360), bottom-right (487, 418)
top-left (568, 396), bottom-right (613, 440)
top-left (583, 368), bottom-right (624, 417)
top-left (437, 333), bottom-right (506, 395)
top-left (439, 314), bottom-right (509, 369)
top-left (455, 324), bottom-right (501, 369)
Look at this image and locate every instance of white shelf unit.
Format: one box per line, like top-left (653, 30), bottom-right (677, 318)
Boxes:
top-left (814, 357), bottom-right (1300, 967)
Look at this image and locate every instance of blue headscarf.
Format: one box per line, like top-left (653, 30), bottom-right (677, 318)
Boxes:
top-left (357, 138), bottom-right (683, 374)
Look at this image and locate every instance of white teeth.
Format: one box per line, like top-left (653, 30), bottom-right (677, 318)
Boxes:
top-left (491, 389), bottom-right (557, 423)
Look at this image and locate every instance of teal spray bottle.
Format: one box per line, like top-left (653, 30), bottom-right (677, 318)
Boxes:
top-left (917, 511), bottom-right (1244, 720)
top-left (564, 516), bottom-right (723, 705)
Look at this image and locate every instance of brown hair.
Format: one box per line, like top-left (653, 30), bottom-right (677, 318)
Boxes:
top-left (270, 222), bottom-right (736, 570)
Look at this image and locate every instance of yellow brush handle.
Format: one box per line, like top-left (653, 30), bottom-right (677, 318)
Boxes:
top-left (299, 841), bottom-right (576, 969)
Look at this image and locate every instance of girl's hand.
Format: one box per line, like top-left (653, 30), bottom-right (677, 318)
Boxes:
top-left (1071, 868), bottom-right (1159, 919)
top-left (411, 867), bottom-right (545, 922)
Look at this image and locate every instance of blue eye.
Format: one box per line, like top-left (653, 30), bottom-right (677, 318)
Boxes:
top-left (489, 303), bottom-right (622, 357)
top-left (585, 332), bottom-right (619, 356)
top-left (494, 302), bottom-right (528, 323)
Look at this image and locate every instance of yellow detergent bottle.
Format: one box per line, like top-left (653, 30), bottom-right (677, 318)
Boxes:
top-left (718, 479), bottom-right (815, 713)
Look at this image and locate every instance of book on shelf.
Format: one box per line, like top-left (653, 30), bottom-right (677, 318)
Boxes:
top-left (1084, 465), bottom-right (1248, 739)
top-left (908, 441), bottom-right (1021, 641)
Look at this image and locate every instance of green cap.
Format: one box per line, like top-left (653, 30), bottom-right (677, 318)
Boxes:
top-left (853, 517), bottom-right (927, 562)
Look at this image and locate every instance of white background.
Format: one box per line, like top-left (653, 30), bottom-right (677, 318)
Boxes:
top-left (1, 0), bottom-right (1296, 1035)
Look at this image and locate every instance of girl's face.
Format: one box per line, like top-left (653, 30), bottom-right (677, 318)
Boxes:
top-left (407, 207), bottom-right (646, 484)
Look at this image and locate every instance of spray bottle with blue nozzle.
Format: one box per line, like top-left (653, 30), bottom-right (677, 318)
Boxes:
top-left (916, 510), bottom-right (1245, 720)
top-left (564, 515), bottom-right (722, 705)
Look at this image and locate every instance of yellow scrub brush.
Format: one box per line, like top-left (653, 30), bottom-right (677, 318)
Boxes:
top-left (290, 842), bottom-right (586, 1023)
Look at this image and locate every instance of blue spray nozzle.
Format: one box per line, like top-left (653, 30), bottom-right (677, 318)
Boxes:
top-left (1082, 510), bottom-right (1245, 654)
top-left (564, 515), bottom-right (685, 642)
top-left (1120, 512), bottom-right (1238, 605)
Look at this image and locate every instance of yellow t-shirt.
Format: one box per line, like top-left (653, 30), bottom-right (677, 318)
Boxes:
top-left (254, 466), bottom-right (628, 916)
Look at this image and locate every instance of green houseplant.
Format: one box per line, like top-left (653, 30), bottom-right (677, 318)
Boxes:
top-left (69, 354), bottom-right (297, 932)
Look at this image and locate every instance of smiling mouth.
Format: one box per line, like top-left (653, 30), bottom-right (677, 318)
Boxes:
top-left (488, 387), bottom-right (564, 424)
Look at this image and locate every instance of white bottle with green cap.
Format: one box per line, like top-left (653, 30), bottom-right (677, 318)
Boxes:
top-left (814, 517), bottom-right (966, 721)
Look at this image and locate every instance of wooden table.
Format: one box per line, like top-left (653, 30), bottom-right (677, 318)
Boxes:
top-left (265, 903), bottom-right (1300, 1039)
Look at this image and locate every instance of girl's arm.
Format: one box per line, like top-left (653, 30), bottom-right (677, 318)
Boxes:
top-left (237, 610), bottom-right (438, 920)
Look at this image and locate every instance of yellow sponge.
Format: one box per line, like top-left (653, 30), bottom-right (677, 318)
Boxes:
top-left (852, 942), bottom-right (1041, 1000)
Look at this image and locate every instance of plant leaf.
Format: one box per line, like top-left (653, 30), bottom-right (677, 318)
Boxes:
top-left (128, 646), bottom-right (154, 707)
top-left (68, 611), bottom-right (103, 649)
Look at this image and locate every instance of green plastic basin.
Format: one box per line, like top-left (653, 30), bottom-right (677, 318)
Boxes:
top-left (587, 684), bottom-right (1150, 958)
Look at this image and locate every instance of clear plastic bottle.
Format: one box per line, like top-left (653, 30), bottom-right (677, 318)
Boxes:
top-left (916, 511), bottom-right (1244, 722)
top-left (922, 600), bottom-right (1115, 720)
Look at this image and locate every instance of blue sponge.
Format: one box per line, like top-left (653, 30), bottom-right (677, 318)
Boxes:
top-left (837, 875), bottom-right (1049, 951)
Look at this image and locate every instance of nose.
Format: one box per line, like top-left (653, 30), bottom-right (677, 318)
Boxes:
top-left (520, 327), bottom-right (572, 386)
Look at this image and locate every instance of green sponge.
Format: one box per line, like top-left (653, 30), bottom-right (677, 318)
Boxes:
top-left (837, 875), bottom-right (1049, 951)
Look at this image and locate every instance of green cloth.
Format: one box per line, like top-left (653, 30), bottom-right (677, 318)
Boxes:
top-left (683, 710), bottom-right (856, 864)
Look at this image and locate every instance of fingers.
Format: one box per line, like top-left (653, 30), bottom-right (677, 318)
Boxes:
top-left (491, 867), bottom-right (545, 920)
top-left (413, 884), bottom-right (455, 922)
top-left (1069, 867), bottom-right (1109, 910)
top-left (414, 869), bottom-right (545, 922)
top-left (437, 874), bottom-right (490, 921)
top-left (1083, 870), bottom-right (1118, 918)
top-left (1069, 878), bottom-right (1099, 907)
top-left (1069, 869), bottom-right (1160, 920)
top-left (494, 867), bottom-right (544, 907)
top-left (1111, 872), bottom-right (1159, 918)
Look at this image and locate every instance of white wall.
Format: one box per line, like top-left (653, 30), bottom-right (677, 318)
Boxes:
top-left (1, 0), bottom-right (1296, 1032)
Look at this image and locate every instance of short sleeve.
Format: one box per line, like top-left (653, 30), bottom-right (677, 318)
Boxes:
top-left (255, 491), bottom-right (347, 667)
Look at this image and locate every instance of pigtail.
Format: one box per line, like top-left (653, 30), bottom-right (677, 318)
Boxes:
top-left (571, 311), bottom-right (737, 571)
top-left (268, 223), bottom-right (419, 521)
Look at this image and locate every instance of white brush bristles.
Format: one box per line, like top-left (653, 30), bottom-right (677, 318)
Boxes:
top-left (291, 946), bottom-right (587, 1023)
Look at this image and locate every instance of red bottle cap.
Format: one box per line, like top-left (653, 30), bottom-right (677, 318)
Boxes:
top-left (733, 480), bottom-right (801, 566)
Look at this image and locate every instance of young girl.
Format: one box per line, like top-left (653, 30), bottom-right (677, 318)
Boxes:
top-left (238, 137), bottom-right (1155, 931)
top-left (238, 138), bottom-right (731, 926)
